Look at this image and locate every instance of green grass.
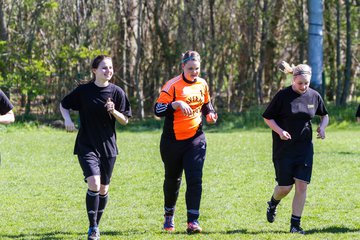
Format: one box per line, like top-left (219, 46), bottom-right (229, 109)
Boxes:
top-left (0, 126), bottom-right (359, 239)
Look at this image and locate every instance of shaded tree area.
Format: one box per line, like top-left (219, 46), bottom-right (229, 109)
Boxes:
top-left (0, 0), bottom-right (358, 119)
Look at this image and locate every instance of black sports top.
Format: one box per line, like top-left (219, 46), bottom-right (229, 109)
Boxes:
top-left (262, 86), bottom-right (328, 160)
top-left (0, 90), bottom-right (13, 115)
top-left (61, 82), bottom-right (132, 157)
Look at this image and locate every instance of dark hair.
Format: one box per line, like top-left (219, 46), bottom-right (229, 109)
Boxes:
top-left (92, 55), bottom-right (111, 69)
top-left (88, 55), bottom-right (112, 82)
top-left (181, 50), bottom-right (201, 64)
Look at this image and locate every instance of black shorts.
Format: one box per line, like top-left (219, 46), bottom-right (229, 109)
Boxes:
top-left (78, 152), bottom-right (116, 185)
top-left (273, 143), bottom-right (314, 186)
top-left (273, 158), bottom-right (312, 186)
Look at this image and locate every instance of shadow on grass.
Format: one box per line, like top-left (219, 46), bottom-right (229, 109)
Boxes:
top-left (1, 226), bottom-right (358, 238)
top-left (0, 230), bottom-right (149, 239)
top-left (178, 226), bottom-right (359, 235)
top-left (304, 226), bottom-right (359, 234)
top-left (0, 231), bottom-right (82, 239)
top-left (222, 226), bottom-right (359, 235)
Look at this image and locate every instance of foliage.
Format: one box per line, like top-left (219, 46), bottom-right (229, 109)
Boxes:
top-left (0, 0), bottom-right (357, 118)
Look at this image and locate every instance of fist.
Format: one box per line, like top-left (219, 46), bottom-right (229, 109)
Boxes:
top-left (206, 113), bottom-right (218, 124)
top-left (105, 98), bottom-right (115, 113)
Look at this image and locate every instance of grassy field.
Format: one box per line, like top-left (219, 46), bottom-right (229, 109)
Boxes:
top-left (0, 126), bottom-right (359, 239)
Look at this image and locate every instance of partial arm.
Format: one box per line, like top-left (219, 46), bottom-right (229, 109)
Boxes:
top-left (154, 102), bottom-right (175, 117)
top-left (59, 103), bottom-right (76, 132)
top-left (110, 110), bottom-right (129, 125)
top-left (201, 102), bottom-right (217, 124)
top-left (316, 114), bottom-right (329, 139)
top-left (263, 118), bottom-right (291, 140)
top-left (105, 98), bottom-right (129, 125)
top-left (0, 110), bottom-right (15, 124)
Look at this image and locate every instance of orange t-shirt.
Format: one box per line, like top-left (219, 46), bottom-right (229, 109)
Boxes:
top-left (156, 74), bottom-right (211, 140)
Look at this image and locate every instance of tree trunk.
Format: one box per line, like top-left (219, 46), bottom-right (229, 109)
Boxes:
top-left (335, 0), bottom-right (342, 106)
top-left (264, 0), bottom-right (284, 100)
top-left (324, 0), bottom-right (336, 101)
top-left (134, 0), bottom-right (144, 119)
top-left (340, 0), bottom-right (352, 105)
top-left (0, 0), bottom-right (7, 41)
top-left (256, 0), bottom-right (268, 105)
top-left (0, 0), bottom-right (9, 97)
top-left (296, 0), bottom-right (305, 62)
top-left (208, 0), bottom-right (216, 104)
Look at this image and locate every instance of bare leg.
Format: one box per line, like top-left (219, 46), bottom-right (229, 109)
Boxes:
top-left (292, 179), bottom-right (307, 216)
top-left (273, 184), bottom-right (293, 200)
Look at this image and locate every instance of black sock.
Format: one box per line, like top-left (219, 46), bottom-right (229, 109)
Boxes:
top-left (269, 196), bottom-right (280, 208)
top-left (96, 192), bottom-right (108, 226)
top-left (164, 207), bottom-right (175, 216)
top-left (291, 214), bottom-right (301, 227)
top-left (86, 189), bottom-right (100, 227)
top-left (187, 209), bottom-right (199, 223)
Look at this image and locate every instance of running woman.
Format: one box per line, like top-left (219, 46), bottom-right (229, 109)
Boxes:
top-left (356, 104), bottom-right (360, 123)
top-left (0, 89), bottom-right (15, 124)
top-left (262, 61), bottom-right (329, 234)
top-left (154, 50), bottom-right (217, 234)
top-left (60, 55), bottom-right (132, 240)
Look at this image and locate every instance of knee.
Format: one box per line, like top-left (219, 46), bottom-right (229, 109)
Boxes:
top-left (277, 185), bottom-right (293, 195)
top-left (100, 184), bottom-right (109, 195)
top-left (295, 181), bottom-right (308, 194)
top-left (87, 176), bottom-right (101, 191)
top-left (164, 176), bottom-right (182, 187)
top-left (186, 174), bottom-right (202, 187)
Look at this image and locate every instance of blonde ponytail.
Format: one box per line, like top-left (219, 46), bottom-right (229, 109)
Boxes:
top-left (278, 61), bottom-right (295, 74)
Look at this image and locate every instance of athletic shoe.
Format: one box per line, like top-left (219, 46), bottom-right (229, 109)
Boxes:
top-left (186, 220), bottom-right (202, 234)
top-left (290, 225), bottom-right (305, 234)
top-left (266, 201), bottom-right (277, 223)
top-left (163, 215), bottom-right (175, 232)
top-left (88, 226), bottom-right (100, 240)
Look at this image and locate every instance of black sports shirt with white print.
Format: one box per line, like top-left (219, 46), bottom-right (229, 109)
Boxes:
top-left (262, 86), bottom-right (328, 159)
top-left (0, 90), bottom-right (13, 115)
top-left (61, 82), bottom-right (132, 157)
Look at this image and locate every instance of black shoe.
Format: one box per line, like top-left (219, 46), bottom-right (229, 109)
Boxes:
top-left (290, 225), bottom-right (305, 234)
top-left (266, 201), bottom-right (277, 223)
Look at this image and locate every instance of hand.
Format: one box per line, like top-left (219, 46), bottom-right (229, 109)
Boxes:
top-left (105, 98), bottom-right (115, 114)
top-left (279, 130), bottom-right (291, 140)
top-left (317, 127), bottom-right (325, 139)
top-left (64, 119), bottom-right (76, 132)
top-left (172, 101), bottom-right (193, 116)
top-left (206, 113), bottom-right (218, 124)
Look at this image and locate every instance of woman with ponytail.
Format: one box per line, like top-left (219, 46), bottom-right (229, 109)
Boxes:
top-left (60, 55), bottom-right (132, 239)
top-left (262, 61), bottom-right (329, 234)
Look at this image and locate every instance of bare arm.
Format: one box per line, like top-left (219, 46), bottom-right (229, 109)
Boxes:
top-left (263, 118), bottom-right (292, 140)
top-left (0, 110), bottom-right (15, 124)
top-left (316, 114), bottom-right (329, 139)
top-left (59, 103), bottom-right (76, 132)
top-left (110, 110), bottom-right (129, 125)
top-left (105, 99), bottom-right (129, 125)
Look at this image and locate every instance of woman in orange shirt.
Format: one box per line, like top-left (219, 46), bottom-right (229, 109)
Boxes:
top-left (154, 50), bottom-right (217, 234)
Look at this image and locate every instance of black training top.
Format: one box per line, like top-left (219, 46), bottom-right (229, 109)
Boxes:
top-left (356, 104), bottom-right (360, 117)
top-left (61, 82), bottom-right (132, 157)
top-left (262, 86), bottom-right (328, 160)
top-left (0, 90), bottom-right (13, 115)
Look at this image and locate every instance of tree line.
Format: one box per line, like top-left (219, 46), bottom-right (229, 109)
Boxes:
top-left (0, 0), bottom-right (358, 119)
